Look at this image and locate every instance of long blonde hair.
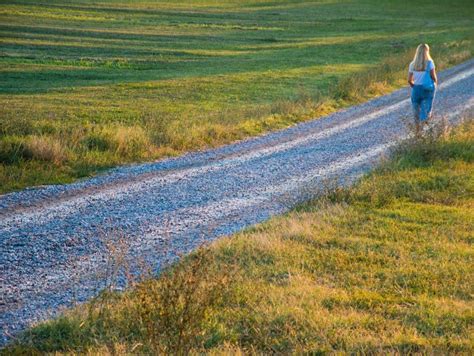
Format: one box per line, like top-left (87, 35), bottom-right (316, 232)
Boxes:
top-left (411, 44), bottom-right (433, 71)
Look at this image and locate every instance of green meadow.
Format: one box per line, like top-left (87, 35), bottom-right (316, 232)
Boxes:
top-left (1, 0), bottom-right (473, 192)
top-left (5, 120), bottom-right (473, 354)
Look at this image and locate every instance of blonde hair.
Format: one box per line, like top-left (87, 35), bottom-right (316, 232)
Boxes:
top-left (411, 44), bottom-right (433, 71)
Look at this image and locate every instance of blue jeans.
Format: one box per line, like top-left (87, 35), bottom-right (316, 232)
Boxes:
top-left (411, 85), bottom-right (435, 121)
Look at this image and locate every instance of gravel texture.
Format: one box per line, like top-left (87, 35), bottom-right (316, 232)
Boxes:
top-left (1, 59), bottom-right (473, 344)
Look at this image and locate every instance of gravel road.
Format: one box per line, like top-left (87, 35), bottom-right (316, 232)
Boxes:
top-left (1, 59), bottom-right (473, 344)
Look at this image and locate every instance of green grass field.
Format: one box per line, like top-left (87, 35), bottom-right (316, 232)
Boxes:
top-left (5, 120), bottom-right (473, 354)
top-left (1, 0), bottom-right (474, 192)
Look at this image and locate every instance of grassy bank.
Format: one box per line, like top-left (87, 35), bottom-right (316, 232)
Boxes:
top-left (1, 0), bottom-right (474, 192)
top-left (5, 119), bottom-right (473, 354)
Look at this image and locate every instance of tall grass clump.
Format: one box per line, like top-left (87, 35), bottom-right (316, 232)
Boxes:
top-left (106, 126), bottom-right (152, 159)
top-left (25, 135), bottom-right (67, 165)
top-left (81, 126), bottom-right (153, 159)
top-left (0, 136), bottom-right (28, 165)
top-left (0, 135), bottom-right (68, 165)
top-left (135, 252), bottom-right (232, 354)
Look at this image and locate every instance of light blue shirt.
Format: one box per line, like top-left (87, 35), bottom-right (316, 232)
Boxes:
top-left (409, 60), bottom-right (435, 85)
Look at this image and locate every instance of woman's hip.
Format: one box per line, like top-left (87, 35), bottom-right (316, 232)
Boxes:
top-left (411, 85), bottom-right (435, 101)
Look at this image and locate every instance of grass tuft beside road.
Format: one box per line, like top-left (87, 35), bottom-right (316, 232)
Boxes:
top-left (5, 119), bottom-right (473, 354)
top-left (1, 0), bottom-right (474, 192)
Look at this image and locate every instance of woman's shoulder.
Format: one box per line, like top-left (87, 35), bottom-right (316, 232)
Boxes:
top-left (428, 59), bottom-right (435, 69)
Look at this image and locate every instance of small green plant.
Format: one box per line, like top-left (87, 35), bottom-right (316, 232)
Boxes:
top-left (81, 132), bottom-right (111, 152)
top-left (135, 250), bottom-right (231, 354)
top-left (0, 136), bottom-right (28, 165)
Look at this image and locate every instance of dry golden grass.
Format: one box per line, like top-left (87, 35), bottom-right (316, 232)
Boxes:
top-left (108, 126), bottom-right (152, 159)
top-left (25, 135), bottom-right (67, 165)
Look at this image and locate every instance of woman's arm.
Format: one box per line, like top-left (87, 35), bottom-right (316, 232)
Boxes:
top-left (430, 68), bottom-right (438, 85)
top-left (408, 72), bottom-right (414, 87)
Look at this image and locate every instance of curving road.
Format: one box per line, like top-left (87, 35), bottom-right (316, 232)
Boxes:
top-left (1, 59), bottom-right (474, 344)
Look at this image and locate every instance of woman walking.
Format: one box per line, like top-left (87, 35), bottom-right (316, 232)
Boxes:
top-left (408, 44), bottom-right (438, 134)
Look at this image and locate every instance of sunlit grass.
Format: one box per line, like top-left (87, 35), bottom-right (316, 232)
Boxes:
top-left (1, 0), bottom-right (473, 192)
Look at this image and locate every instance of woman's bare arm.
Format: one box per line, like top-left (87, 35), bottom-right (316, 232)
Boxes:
top-left (408, 72), bottom-right (414, 87)
top-left (430, 68), bottom-right (438, 85)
